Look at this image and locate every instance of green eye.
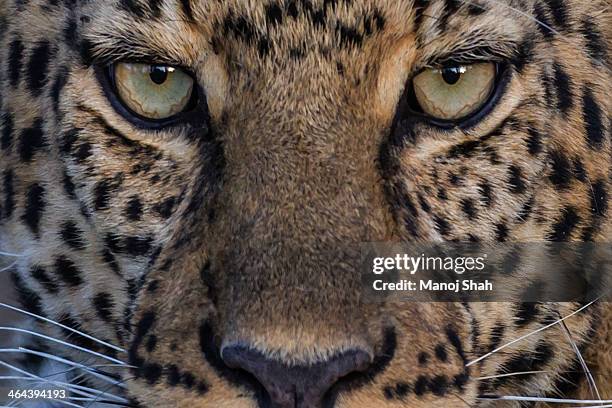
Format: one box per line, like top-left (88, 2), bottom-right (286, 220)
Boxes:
top-left (113, 63), bottom-right (195, 120)
top-left (412, 62), bottom-right (496, 121)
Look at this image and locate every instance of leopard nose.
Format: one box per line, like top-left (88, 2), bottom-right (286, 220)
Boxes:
top-left (221, 346), bottom-right (371, 408)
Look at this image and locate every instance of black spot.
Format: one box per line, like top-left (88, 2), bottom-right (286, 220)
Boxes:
top-left (543, 0), bottom-right (569, 32)
top-left (145, 335), bottom-right (157, 352)
top-left (467, 2), bottom-right (486, 15)
top-left (54, 256), bottom-right (83, 287)
top-left (93, 175), bottom-right (123, 211)
top-left (383, 386), bottom-right (394, 400)
top-left (119, 0), bottom-right (146, 17)
top-left (125, 196), bottom-right (143, 221)
top-left (395, 382), bottom-right (410, 398)
top-left (460, 199), bottom-right (477, 220)
top-left (548, 150), bottom-right (572, 189)
top-left (572, 157), bottom-right (587, 181)
top-left (60, 128), bottom-right (80, 154)
top-left (167, 365), bottom-right (181, 386)
top-left (3, 170), bottom-right (15, 219)
top-left (413, 0), bottom-right (430, 29)
top-left (418, 351), bottom-right (429, 366)
top-left (181, 372), bottom-right (195, 389)
top-left (508, 165), bottom-right (527, 194)
top-left (533, 2), bottom-right (555, 38)
top-left (63, 17), bottom-right (78, 46)
top-left (1, 112), bottom-right (14, 150)
top-left (548, 206), bottom-right (580, 242)
top-left (265, 3), bottom-right (283, 26)
top-left (19, 119), bottom-right (45, 162)
top-left (580, 18), bottom-right (608, 65)
top-left (495, 222), bottom-right (509, 242)
top-left (478, 182), bottom-right (492, 207)
top-left (438, 188), bottom-right (448, 201)
top-left (429, 375), bottom-right (448, 396)
top-left (449, 173), bottom-right (461, 185)
top-left (179, 0), bottom-right (194, 20)
top-left (93, 292), bottom-right (114, 322)
top-left (27, 41), bottom-right (53, 95)
top-left (22, 183), bottom-right (45, 236)
top-left (526, 126), bottom-right (542, 155)
top-left (102, 249), bottom-right (121, 275)
top-left (78, 39), bottom-right (94, 66)
top-left (11, 272), bottom-right (45, 317)
top-left (418, 194), bottom-right (431, 213)
top-left (582, 87), bottom-right (604, 149)
top-left (73, 143), bottom-right (92, 163)
top-left (513, 37), bottom-right (535, 74)
top-left (142, 362), bottom-right (162, 384)
top-left (494, 342), bottom-right (554, 386)
top-left (553, 63), bottom-right (573, 114)
top-left (447, 139), bottom-right (480, 158)
top-left (433, 215), bottom-right (451, 236)
top-left (30, 266), bottom-right (59, 294)
top-left (147, 280), bottom-right (159, 292)
top-left (336, 22), bottom-right (363, 48)
top-left (124, 236), bottom-right (153, 257)
top-left (590, 180), bottom-right (608, 217)
top-left (258, 37), bottom-right (271, 57)
top-left (224, 14), bottom-right (256, 44)
top-left (515, 302), bottom-right (540, 326)
top-left (60, 220), bottom-right (86, 250)
top-left (488, 324), bottom-right (505, 352)
top-left (414, 375), bottom-right (428, 396)
top-left (435, 344), bottom-right (448, 362)
top-left (152, 196), bottom-right (176, 219)
top-left (50, 67), bottom-right (69, 114)
top-left (8, 39), bottom-right (25, 87)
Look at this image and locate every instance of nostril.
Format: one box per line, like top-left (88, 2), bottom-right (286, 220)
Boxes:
top-left (222, 346), bottom-right (371, 408)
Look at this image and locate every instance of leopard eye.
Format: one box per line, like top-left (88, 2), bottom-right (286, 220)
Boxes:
top-left (411, 62), bottom-right (496, 121)
top-left (113, 63), bottom-right (195, 120)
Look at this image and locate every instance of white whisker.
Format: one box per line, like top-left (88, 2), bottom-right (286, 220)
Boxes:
top-left (478, 395), bottom-right (612, 404)
top-left (0, 369), bottom-right (127, 404)
top-left (476, 370), bottom-right (548, 381)
top-left (0, 348), bottom-right (128, 389)
top-left (558, 316), bottom-right (601, 400)
top-left (0, 261), bottom-right (18, 273)
top-left (0, 327), bottom-right (126, 366)
top-left (467, 300), bottom-right (599, 367)
top-left (0, 251), bottom-right (24, 257)
top-left (0, 303), bottom-right (125, 353)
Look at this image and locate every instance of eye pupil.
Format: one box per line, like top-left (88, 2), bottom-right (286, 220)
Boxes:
top-left (149, 65), bottom-right (169, 85)
top-left (441, 67), bottom-right (462, 85)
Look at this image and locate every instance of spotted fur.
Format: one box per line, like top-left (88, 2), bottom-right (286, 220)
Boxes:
top-left (0, 0), bottom-right (610, 407)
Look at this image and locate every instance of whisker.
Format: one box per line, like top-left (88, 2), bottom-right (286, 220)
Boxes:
top-left (0, 261), bottom-right (18, 273)
top-left (0, 348), bottom-right (128, 389)
top-left (0, 372), bottom-right (127, 404)
top-left (475, 370), bottom-right (548, 381)
top-left (558, 316), bottom-right (601, 400)
top-left (466, 300), bottom-right (599, 367)
top-left (84, 376), bottom-right (135, 408)
top-left (0, 303), bottom-right (125, 353)
top-left (0, 360), bottom-right (114, 402)
top-left (0, 251), bottom-right (24, 257)
top-left (478, 395), bottom-right (612, 404)
top-left (0, 327), bottom-right (126, 366)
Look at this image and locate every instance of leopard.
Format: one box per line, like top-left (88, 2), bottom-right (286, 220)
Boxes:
top-left (0, 0), bottom-right (610, 407)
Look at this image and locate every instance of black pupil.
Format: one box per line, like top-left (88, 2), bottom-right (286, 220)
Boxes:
top-left (149, 65), bottom-right (169, 85)
top-left (441, 66), bottom-right (462, 85)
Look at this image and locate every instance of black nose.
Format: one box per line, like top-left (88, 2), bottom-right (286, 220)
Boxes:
top-left (222, 346), bottom-right (371, 408)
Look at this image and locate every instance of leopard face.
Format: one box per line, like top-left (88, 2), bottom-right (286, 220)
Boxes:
top-left (0, 0), bottom-right (610, 407)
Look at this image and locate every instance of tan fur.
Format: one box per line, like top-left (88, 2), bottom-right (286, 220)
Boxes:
top-left (0, 0), bottom-right (610, 407)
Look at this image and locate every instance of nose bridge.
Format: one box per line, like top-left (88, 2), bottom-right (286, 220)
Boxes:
top-left (205, 67), bottom-right (392, 355)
